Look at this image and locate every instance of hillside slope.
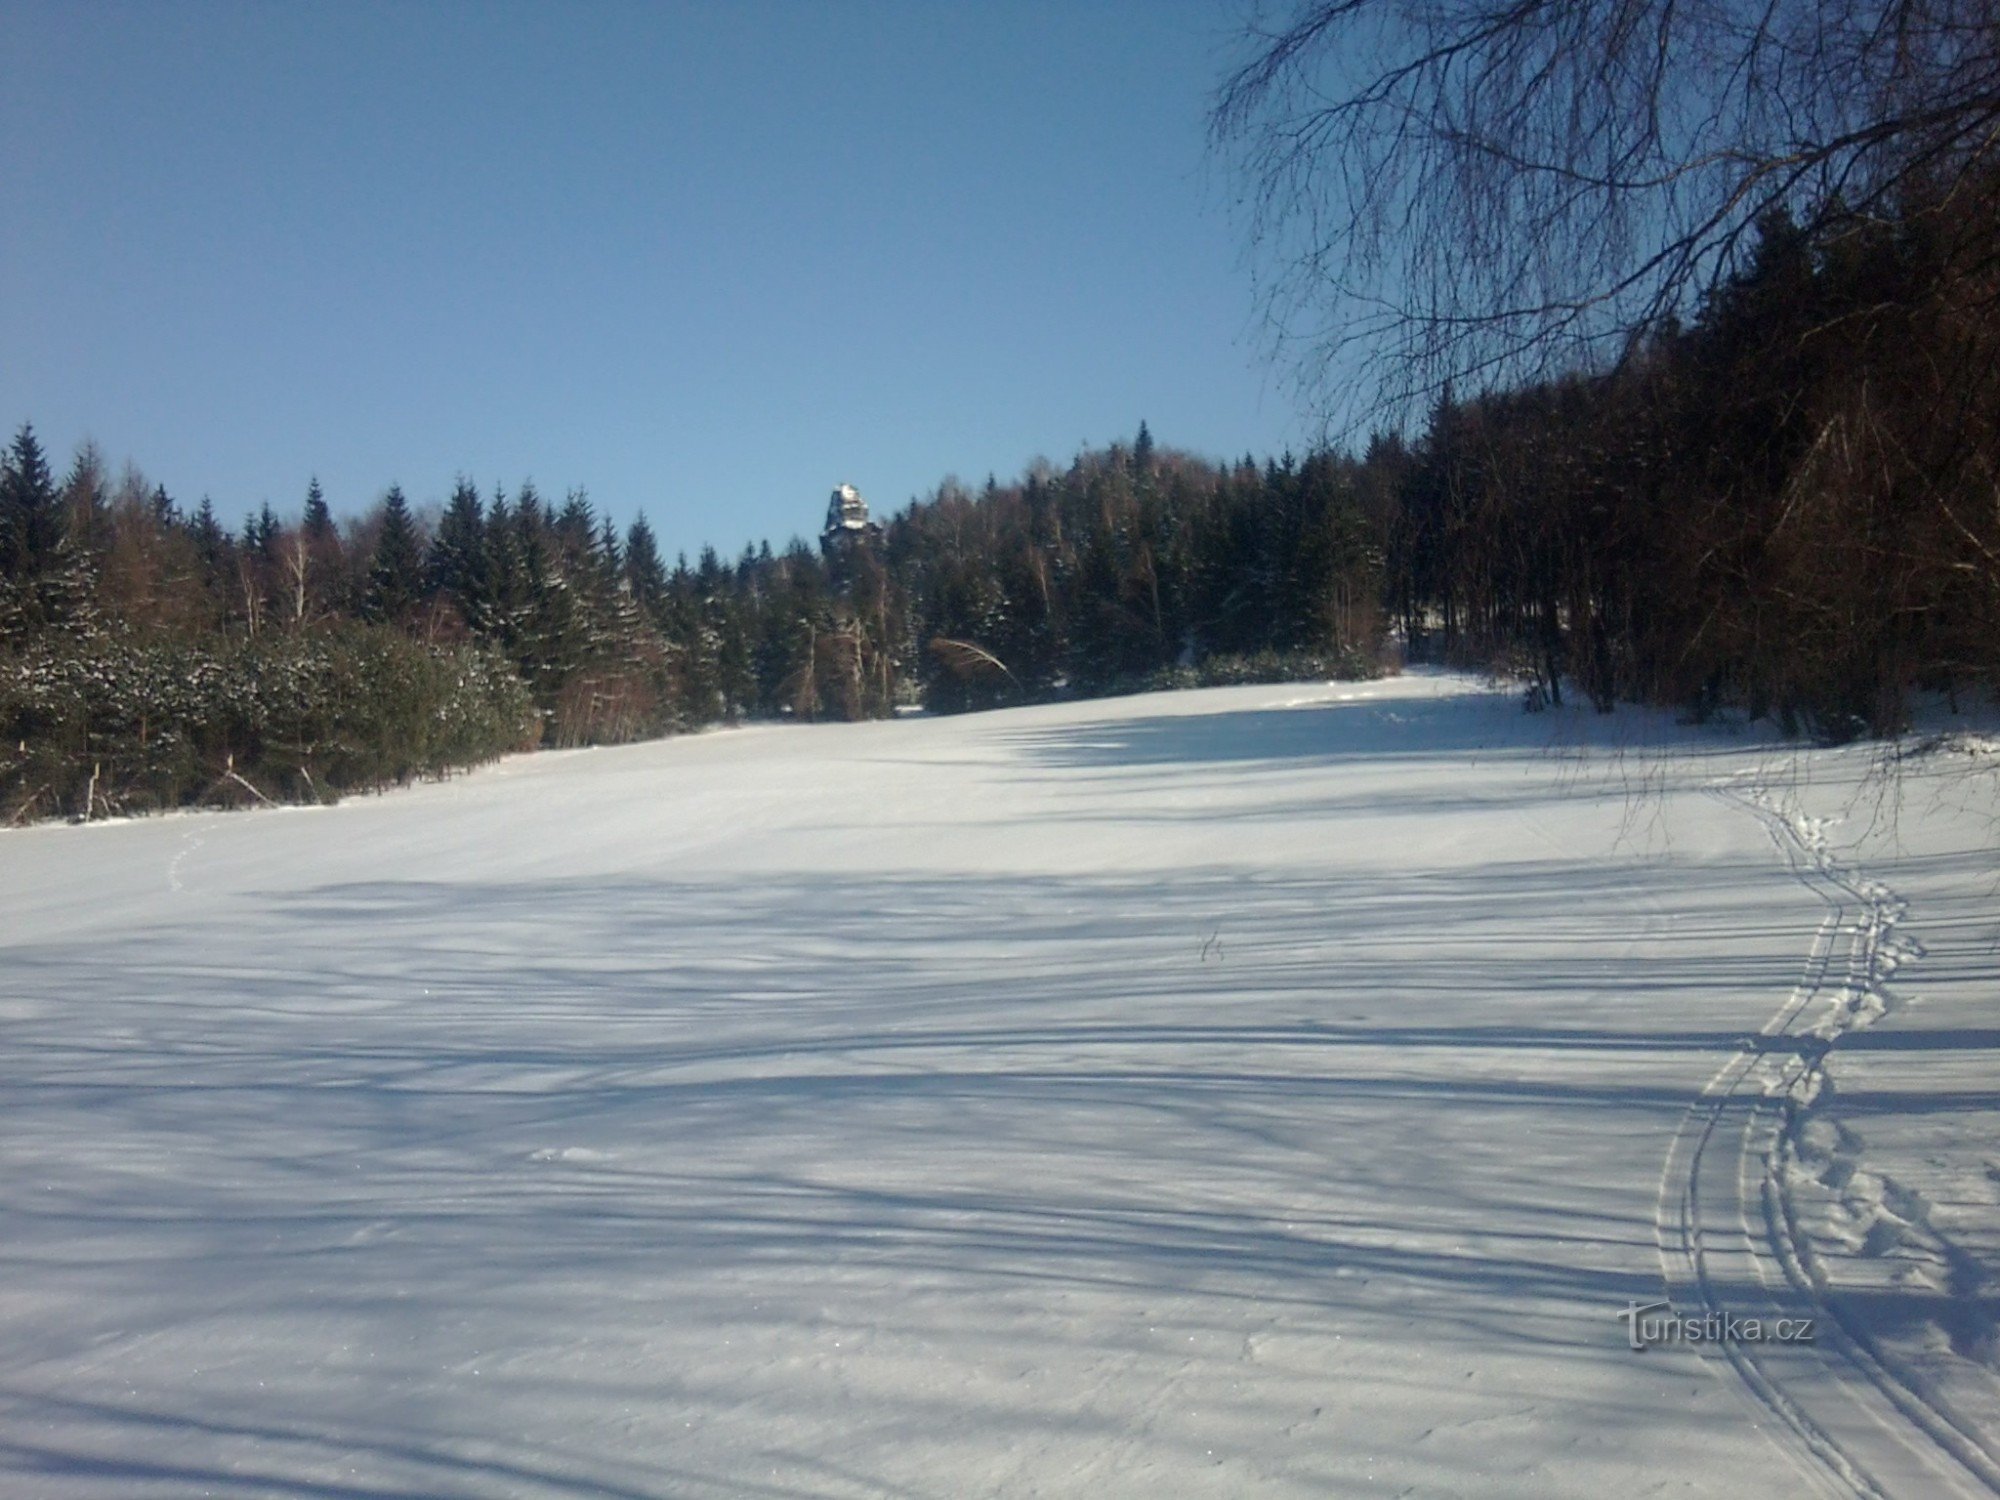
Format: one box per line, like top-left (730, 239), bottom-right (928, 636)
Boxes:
top-left (1, 672), bottom-right (1994, 1497)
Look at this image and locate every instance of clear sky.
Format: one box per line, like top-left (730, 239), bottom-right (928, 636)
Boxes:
top-left (2, 1), bottom-right (1303, 558)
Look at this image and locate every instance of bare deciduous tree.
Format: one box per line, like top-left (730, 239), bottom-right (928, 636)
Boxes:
top-left (1212, 0), bottom-right (2000, 422)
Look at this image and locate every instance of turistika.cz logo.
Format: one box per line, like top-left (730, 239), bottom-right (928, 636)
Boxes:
top-left (1618, 1300), bottom-right (1817, 1351)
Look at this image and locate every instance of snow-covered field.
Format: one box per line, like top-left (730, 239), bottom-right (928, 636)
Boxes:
top-left (2, 670), bottom-right (1996, 1498)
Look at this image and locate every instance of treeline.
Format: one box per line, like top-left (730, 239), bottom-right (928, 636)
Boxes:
top-left (14, 179), bottom-right (1994, 827)
top-left (0, 425), bottom-right (1390, 821)
top-left (1383, 201), bottom-right (2000, 738)
top-left (893, 430), bottom-right (1386, 712)
top-left (0, 433), bottom-right (547, 820)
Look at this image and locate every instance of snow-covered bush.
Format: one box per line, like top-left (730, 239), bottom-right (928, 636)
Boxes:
top-left (1, 625), bottom-right (538, 822)
top-left (1171, 646), bottom-right (1386, 689)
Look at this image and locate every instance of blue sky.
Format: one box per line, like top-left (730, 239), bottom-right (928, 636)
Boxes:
top-left (2, 1), bottom-right (1304, 558)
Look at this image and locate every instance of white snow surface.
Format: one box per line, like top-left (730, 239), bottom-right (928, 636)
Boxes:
top-left (1, 670), bottom-right (1996, 1498)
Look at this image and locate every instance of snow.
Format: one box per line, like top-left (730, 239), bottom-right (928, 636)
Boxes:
top-left (1, 669), bottom-right (1995, 1497)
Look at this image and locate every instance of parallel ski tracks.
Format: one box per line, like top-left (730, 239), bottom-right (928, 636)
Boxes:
top-left (1654, 778), bottom-right (2000, 1500)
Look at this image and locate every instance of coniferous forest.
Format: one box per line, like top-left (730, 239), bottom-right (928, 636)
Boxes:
top-left (11, 3), bottom-right (2000, 824)
top-left (0, 423), bottom-right (1387, 822)
top-left (6, 203), bottom-right (1999, 823)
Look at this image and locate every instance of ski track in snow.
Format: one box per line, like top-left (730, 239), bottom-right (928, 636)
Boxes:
top-left (3, 670), bottom-right (1996, 1497)
top-left (1657, 775), bottom-right (2000, 1498)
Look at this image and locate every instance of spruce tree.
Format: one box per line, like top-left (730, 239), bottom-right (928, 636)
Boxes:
top-left (2, 425), bottom-right (58, 579)
top-left (0, 424), bottom-right (92, 641)
top-left (554, 488), bottom-right (596, 560)
top-left (365, 485), bottom-right (424, 623)
top-left (624, 514), bottom-right (666, 620)
top-left (187, 497), bottom-right (230, 589)
top-left (479, 490), bottom-right (524, 643)
top-left (589, 514), bottom-right (643, 657)
top-left (513, 485), bottom-right (585, 697)
top-left (302, 477), bottom-right (334, 540)
top-left (285, 477), bottom-right (342, 626)
top-left (60, 443), bottom-right (110, 566)
top-left (429, 478), bottom-right (488, 623)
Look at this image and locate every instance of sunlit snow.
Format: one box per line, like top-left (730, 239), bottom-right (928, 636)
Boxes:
top-left (2, 671), bottom-right (1995, 1497)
